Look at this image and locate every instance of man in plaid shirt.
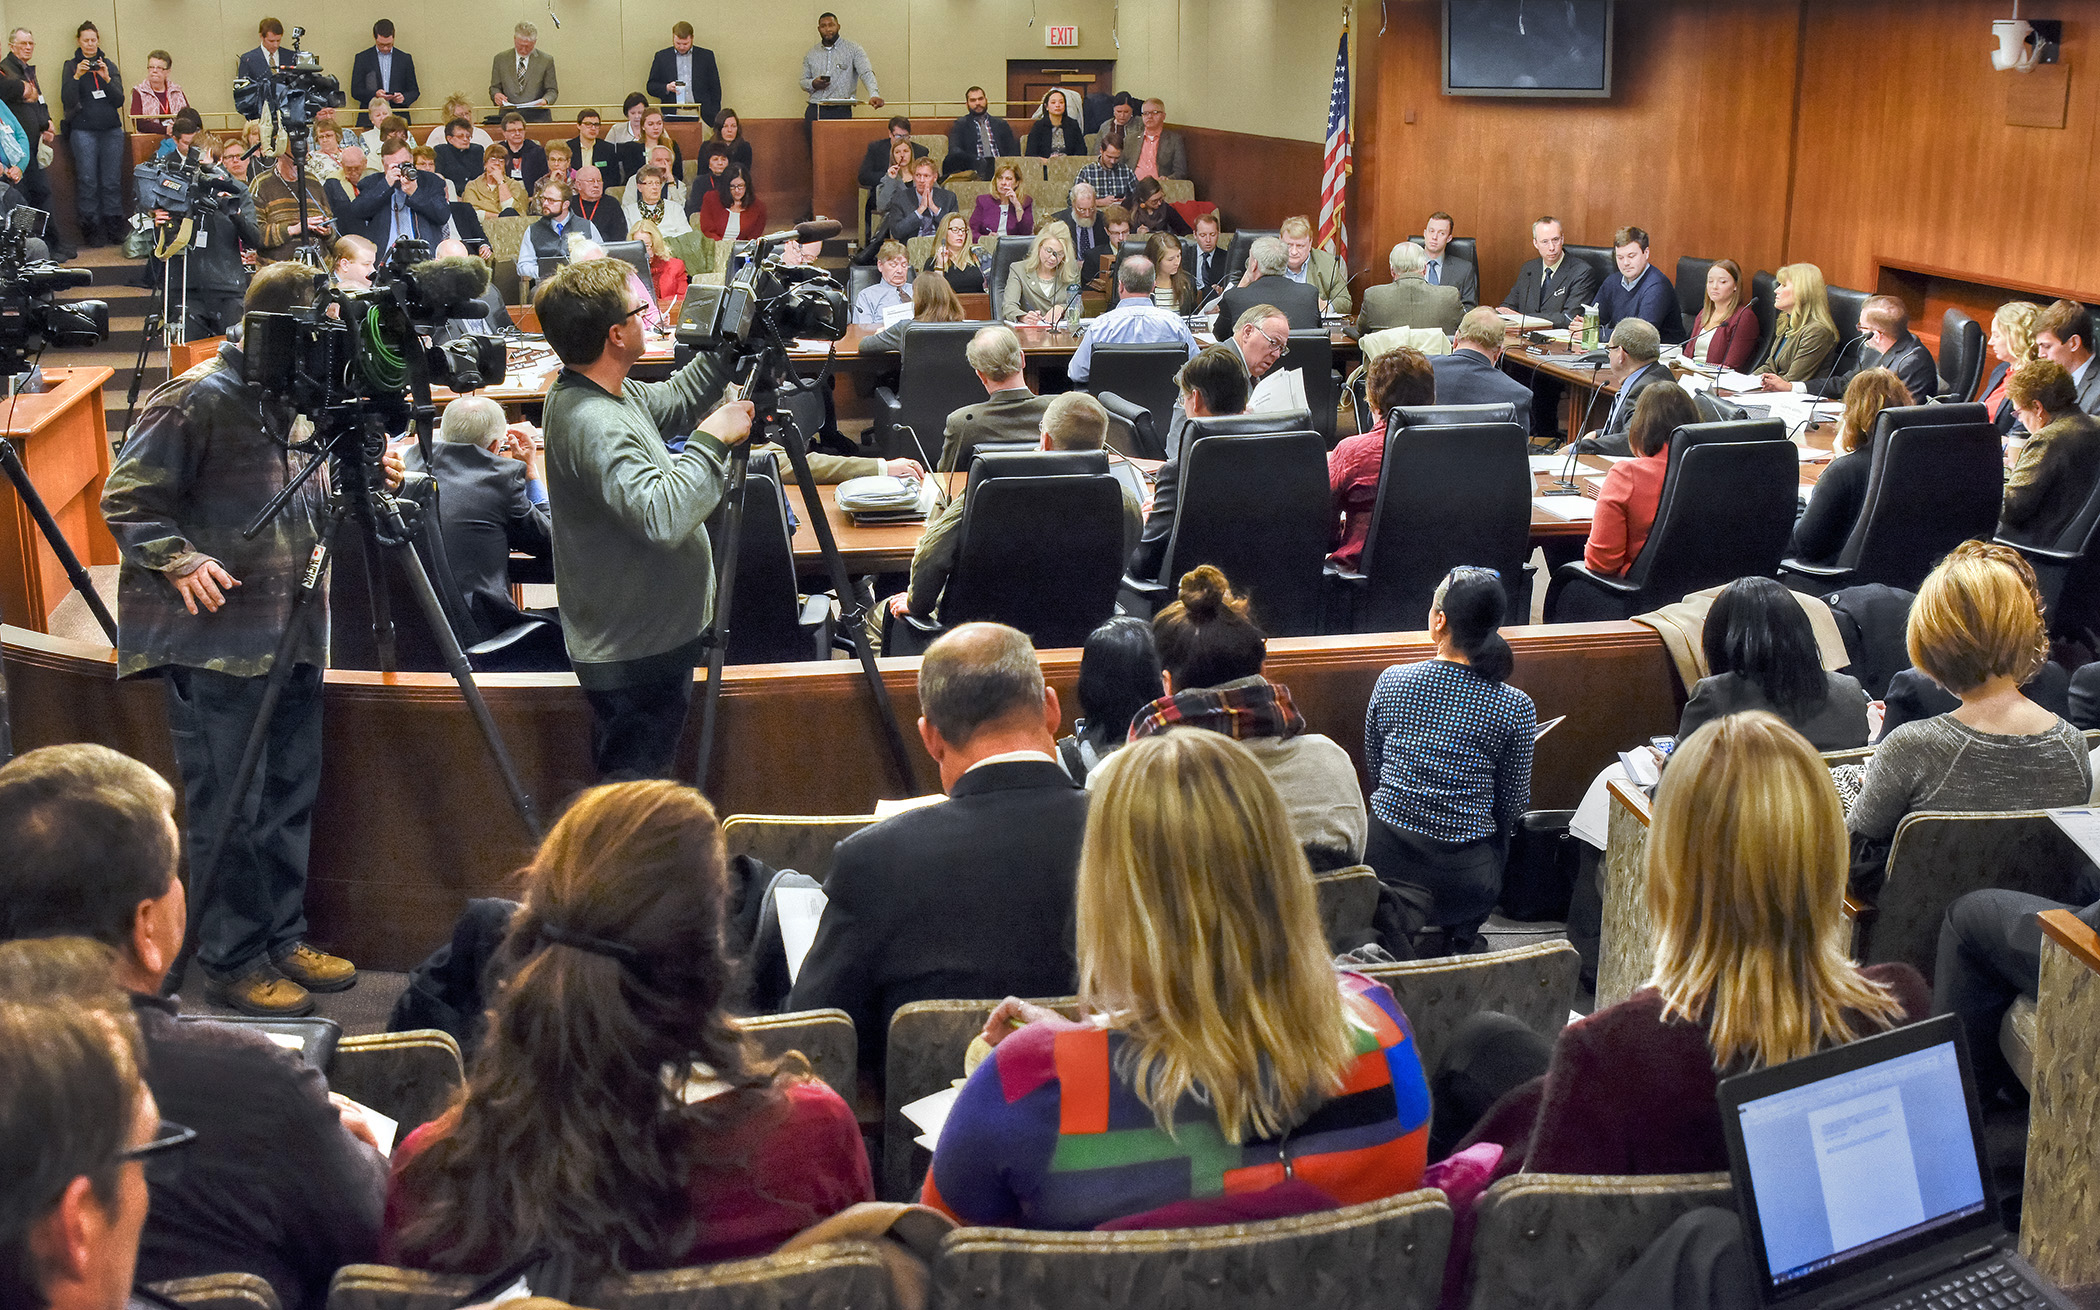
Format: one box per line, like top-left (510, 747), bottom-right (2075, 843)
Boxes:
top-left (1072, 130), bottom-right (1135, 209)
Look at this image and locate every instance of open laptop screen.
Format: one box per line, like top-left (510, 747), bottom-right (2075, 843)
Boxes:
top-left (1723, 1016), bottom-right (1991, 1300)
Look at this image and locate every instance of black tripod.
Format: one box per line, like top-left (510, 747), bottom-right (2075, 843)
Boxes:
top-left (693, 327), bottom-right (917, 793)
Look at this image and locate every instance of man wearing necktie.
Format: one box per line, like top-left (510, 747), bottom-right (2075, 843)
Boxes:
top-left (1415, 210), bottom-right (1478, 311)
top-left (490, 21), bottom-right (557, 124)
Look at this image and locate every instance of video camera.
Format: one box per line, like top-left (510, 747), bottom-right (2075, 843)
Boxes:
top-left (133, 145), bottom-right (245, 222)
top-left (231, 26), bottom-right (343, 148)
top-left (676, 220), bottom-right (849, 374)
top-left (0, 207), bottom-right (106, 377)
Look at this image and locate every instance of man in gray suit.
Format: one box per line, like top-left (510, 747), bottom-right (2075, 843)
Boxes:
top-left (940, 326), bottom-right (1054, 471)
top-left (1416, 211), bottom-right (1478, 311)
top-left (1131, 98), bottom-right (1189, 181)
top-left (1577, 319), bottom-right (1670, 456)
top-left (489, 21), bottom-right (557, 123)
top-left (1358, 242), bottom-right (1462, 335)
top-left (2035, 300), bottom-right (2100, 417)
top-left (1429, 308), bottom-right (1534, 435)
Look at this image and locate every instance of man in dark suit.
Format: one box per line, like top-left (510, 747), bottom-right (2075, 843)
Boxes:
top-left (646, 22), bottom-right (722, 125)
top-left (940, 325), bottom-right (1055, 471)
top-left (944, 86), bottom-right (1019, 177)
top-left (878, 156), bottom-right (955, 250)
top-left (401, 396), bottom-right (551, 638)
top-left (1215, 236), bottom-right (1321, 333)
top-left (1429, 308), bottom-right (1535, 434)
top-left (349, 20), bottom-right (418, 128)
top-left (339, 139), bottom-right (449, 256)
top-left (563, 109), bottom-right (624, 189)
top-left (1500, 215), bottom-right (1601, 328)
top-left (1052, 185), bottom-right (1109, 272)
top-left (2030, 300), bottom-right (2099, 417)
top-left (1801, 295), bottom-right (1937, 403)
top-left (789, 622), bottom-right (1088, 1075)
top-left (857, 115), bottom-right (929, 191)
top-left (1577, 319), bottom-right (1670, 455)
top-left (1187, 212), bottom-right (1230, 306)
top-left (233, 18), bottom-right (293, 117)
top-left (1416, 211), bottom-right (1478, 311)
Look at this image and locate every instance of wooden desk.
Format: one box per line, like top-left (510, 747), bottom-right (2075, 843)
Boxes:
top-left (0, 367), bottom-right (117, 633)
top-left (1528, 434), bottom-right (1832, 540)
top-left (1503, 337), bottom-right (1617, 437)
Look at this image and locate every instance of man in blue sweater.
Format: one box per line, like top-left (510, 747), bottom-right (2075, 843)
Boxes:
top-left (1596, 226), bottom-right (1682, 344)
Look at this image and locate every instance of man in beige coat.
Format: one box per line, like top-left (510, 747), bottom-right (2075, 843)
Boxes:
top-left (1358, 241), bottom-right (1463, 335)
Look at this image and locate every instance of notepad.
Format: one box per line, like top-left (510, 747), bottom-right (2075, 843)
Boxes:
top-left (2047, 809), bottom-right (2100, 866)
top-left (1534, 714), bottom-right (1567, 743)
top-left (1532, 495), bottom-right (1595, 522)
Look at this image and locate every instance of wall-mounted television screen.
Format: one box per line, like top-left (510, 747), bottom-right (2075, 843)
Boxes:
top-left (1443, 0), bottom-right (1614, 98)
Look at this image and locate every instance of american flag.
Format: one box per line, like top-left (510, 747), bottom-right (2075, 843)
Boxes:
top-left (1317, 28), bottom-right (1351, 264)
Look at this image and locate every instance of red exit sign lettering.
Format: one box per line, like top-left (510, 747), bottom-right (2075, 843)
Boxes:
top-left (1046, 25), bottom-right (1079, 46)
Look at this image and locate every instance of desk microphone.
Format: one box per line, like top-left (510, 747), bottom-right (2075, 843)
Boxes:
top-left (1550, 373), bottom-right (1612, 494)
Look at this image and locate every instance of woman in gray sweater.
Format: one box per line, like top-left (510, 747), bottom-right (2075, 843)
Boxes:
top-left (1847, 542), bottom-right (2092, 896)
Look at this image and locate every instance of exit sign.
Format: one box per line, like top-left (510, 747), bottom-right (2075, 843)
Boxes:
top-left (1046, 25), bottom-right (1079, 46)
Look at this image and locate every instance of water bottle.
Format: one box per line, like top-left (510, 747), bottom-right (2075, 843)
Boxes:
top-left (1581, 306), bottom-right (1600, 351)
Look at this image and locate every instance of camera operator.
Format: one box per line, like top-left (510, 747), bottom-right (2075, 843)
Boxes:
top-left (99, 262), bottom-right (357, 1017)
top-left (339, 138), bottom-right (445, 256)
top-left (151, 152), bottom-right (260, 339)
top-left (536, 256), bottom-right (752, 779)
top-left (60, 22), bottom-right (124, 248)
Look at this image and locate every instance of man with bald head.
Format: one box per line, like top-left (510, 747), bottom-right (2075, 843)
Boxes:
top-left (400, 396), bottom-right (552, 637)
top-left (569, 165), bottom-right (625, 242)
top-left (788, 621), bottom-right (1089, 1075)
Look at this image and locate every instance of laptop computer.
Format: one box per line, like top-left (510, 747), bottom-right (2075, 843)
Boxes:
top-left (1718, 1013), bottom-right (2072, 1310)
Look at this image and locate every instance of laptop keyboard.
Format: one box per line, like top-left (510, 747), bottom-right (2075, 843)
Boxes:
top-left (1884, 1260), bottom-right (2041, 1309)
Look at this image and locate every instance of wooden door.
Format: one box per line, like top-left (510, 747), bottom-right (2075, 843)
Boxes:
top-left (1005, 60), bottom-right (1116, 118)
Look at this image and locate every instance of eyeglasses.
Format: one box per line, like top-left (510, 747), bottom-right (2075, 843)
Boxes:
top-left (122, 1120), bottom-right (197, 1184)
top-left (1250, 325), bottom-right (1286, 353)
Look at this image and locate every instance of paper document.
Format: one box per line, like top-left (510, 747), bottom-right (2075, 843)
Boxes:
top-left (363, 1106), bottom-right (399, 1158)
top-left (1716, 369), bottom-right (1767, 393)
top-left (1533, 495), bottom-right (1595, 522)
top-left (901, 1084), bottom-right (962, 1151)
top-left (1798, 443), bottom-right (1831, 464)
top-left (1498, 310), bottom-right (1554, 330)
top-left (879, 303), bottom-right (914, 329)
top-left (1528, 453), bottom-right (1569, 473)
top-left (1534, 714), bottom-right (1567, 743)
top-left (776, 886), bottom-right (829, 985)
top-left (1248, 366), bottom-right (1308, 415)
top-left (2047, 809), bottom-right (2100, 867)
top-left (874, 792), bottom-right (946, 819)
top-left (1618, 748), bottom-right (1661, 788)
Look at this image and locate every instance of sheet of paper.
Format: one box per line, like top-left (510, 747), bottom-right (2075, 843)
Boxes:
top-left (1716, 369), bottom-right (1767, 393)
top-left (2047, 808), bottom-right (2100, 868)
top-left (879, 303), bottom-right (914, 329)
top-left (1618, 748), bottom-right (1661, 788)
top-left (902, 1084), bottom-right (961, 1151)
top-left (363, 1106), bottom-right (399, 1158)
top-left (776, 886), bottom-right (829, 985)
top-left (1498, 310), bottom-right (1553, 330)
top-left (1248, 366), bottom-right (1308, 415)
top-left (873, 792), bottom-right (946, 818)
top-left (1534, 714), bottom-right (1568, 743)
top-left (1533, 494), bottom-right (1595, 522)
top-left (1528, 453), bottom-right (1569, 473)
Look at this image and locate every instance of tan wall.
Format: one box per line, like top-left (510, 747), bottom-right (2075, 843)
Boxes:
top-left (21, 0), bottom-right (1334, 136)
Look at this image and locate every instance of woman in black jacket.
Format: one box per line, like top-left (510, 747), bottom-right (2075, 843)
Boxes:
top-left (1025, 90), bottom-right (1086, 158)
top-left (62, 22), bottom-right (126, 246)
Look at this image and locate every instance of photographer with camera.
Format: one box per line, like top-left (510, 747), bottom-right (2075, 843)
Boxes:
top-left (338, 138), bottom-right (445, 256)
top-left (0, 29), bottom-right (68, 260)
top-left (61, 22), bottom-right (124, 248)
top-left (99, 262), bottom-right (357, 1017)
top-left (537, 257), bottom-right (752, 779)
top-left (146, 146), bottom-right (260, 339)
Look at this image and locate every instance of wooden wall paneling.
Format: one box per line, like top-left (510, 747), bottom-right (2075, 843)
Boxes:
top-left (5, 620), bottom-right (1684, 969)
top-left (1788, 1), bottom-right (2100, 300)
top-left (1353, 0), bottom-right (1801, 315)
top-left (1178, 127), bottom-right (1324, 234)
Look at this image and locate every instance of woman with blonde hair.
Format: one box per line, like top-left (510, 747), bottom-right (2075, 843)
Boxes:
top-left (1846, 540), bottom-right (2093, 894)
top-left (384, 780), bottom-right (871, 1275)
top-left (1145, 230), bottom-right (1196, 314)
top-left (922, 729), bottom-right (1431, 1229)
top-left (1754, 262), bottom-right (1839, 386)
top-left (423, 95), bottom-right (492, 148)
top-left (968, 162), bottom-right (1033, 239)
top-left (1979, 300), bottom-right (2043, 433)
top-left (922, 211), bottom-right (983, 294)
top-left (1785, 367), bottom-right (1915, 565)
top-left (1002, 220), bottom-right (1078, 326)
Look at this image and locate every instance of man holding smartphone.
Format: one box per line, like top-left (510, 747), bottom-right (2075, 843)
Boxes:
top-left (647, 22), bottom-right (720, 127)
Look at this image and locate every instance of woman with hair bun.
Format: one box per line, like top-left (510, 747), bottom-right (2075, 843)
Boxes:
top-left (1130, 565), bottom-right (1366, 870)
top-left (1361, 566), bottom-right (1534, 953)
top-left (382, 780), bottom-right (872, 1277)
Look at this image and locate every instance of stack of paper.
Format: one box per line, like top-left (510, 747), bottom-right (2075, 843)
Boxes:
top-left (1533, 494), bottom-right (1595, 522)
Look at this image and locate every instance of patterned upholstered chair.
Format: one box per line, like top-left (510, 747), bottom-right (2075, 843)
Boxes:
top-left (930, 1189), bottom-right (1453, 1310)
top-left (327, 1030), bottom-right (463, 1138)
top-left (1862, 811), bottom-right (2091, 981)
top-left (1463, 1173), bottom-right (1736, 1310)
top-left (1313, 865), bottom-right (1380, 951)
top-left (1356, 940), bottom-right (1581, 1075)
top-left (732, 1009), bottom-right (858, 1101)
top-left (721, 813), bottom-right (876, 886)
top-left (1594, 778), bottom-right (1656, 1011)
top-left (149, 1273), bottom-right (282, 1310)
top-left (883, 997), bottom-right (1082, 1203)
top-left (2019, 909), bottom-right (2100, 1292)
top-left (326, 1242), bottom-right (900, 1310)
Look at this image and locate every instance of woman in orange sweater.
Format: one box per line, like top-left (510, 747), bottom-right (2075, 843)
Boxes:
top-left (1583, 381), bottom-right (1696, 576)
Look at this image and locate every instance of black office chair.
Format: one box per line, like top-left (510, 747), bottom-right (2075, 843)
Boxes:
top-left (1778, 405), bottom-right (2001, 595)
top-left (601, 240), bottom-right (651, 287)
top-left (1675, 256), bottom-right (1716, 339)
top-left (1406, 234), bottom-right (1477, 269)
top-left (1391, 403), bottom-right (1520, 428)
top-left (1936, 308), bottom-right (1985, 403)
top-left (1327, 420), bottom-right (1531, 634)
top-left (1824, 285), bottom-right (1871, 378)
top-left (2000, 476), bottom-right (2100, 643)
top-left (845, 264), bottom-right (880, 310)
top-left (1563, 244), bottom-right (1616, 289)
top-left (1097, 391), bottom-right (1168, 461)
top-left (1087, 343), bottom-right (1187, 443)
top-left (719, 456), bottom-right (833, 664)
top-left (872, 322), bottom-right (982, 464)
top-left (987, 234), bottom-right (1035, 319)
top-left (1220, 229), bottom-right (1277, 287)
top-left (1120, 422), bottom-right (1328, 636)
top-left (886, 451), bottom-right (1126, 654)
top-left (1281, 329), bottom-right (1338, 446)
top-left (1545, 420), bottom-right (1798, 622)
top-left (1750, 269), bottom-right (1778, 362)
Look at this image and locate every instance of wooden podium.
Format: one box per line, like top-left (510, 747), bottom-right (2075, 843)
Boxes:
top-left (0, 366), bottom-right (116, 633)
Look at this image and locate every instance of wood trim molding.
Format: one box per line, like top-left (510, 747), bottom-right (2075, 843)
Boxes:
top-left (2038, 907), bottom-right (2100, 977)
top-left (1607, 778), bottom-right (1653, 829)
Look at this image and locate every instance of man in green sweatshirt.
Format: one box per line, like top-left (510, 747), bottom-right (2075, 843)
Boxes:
top-left (535, 257), bottom-right (754, 778)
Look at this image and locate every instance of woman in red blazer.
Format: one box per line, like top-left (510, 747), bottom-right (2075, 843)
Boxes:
top-left (1583, 382), bottom-right (1698, 576)
top-left (696, 164), bottom-right (767, 242)
top-left (1684, 258), bottom-right (1760, 371)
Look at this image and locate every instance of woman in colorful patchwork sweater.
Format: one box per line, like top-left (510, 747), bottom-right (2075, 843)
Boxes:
top-left (923, 728), bottom-right (1432, 1231)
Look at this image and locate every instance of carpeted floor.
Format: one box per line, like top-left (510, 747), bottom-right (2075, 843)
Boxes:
top-left (175, 965), bottom-right (412, 1038)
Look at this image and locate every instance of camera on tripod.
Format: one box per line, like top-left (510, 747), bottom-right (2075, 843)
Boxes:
top-left (676, 227), bottom-right (849, 372)
top-left (0, 207), bottom-right (106, 376)
top-left (133, 146), bottom-right (245, 222)
top-left (231, 26), bottom-right (343, 140)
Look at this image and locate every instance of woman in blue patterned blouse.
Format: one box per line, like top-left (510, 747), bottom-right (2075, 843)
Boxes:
top-left (1362, 567), bottom-right (1535, 955)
